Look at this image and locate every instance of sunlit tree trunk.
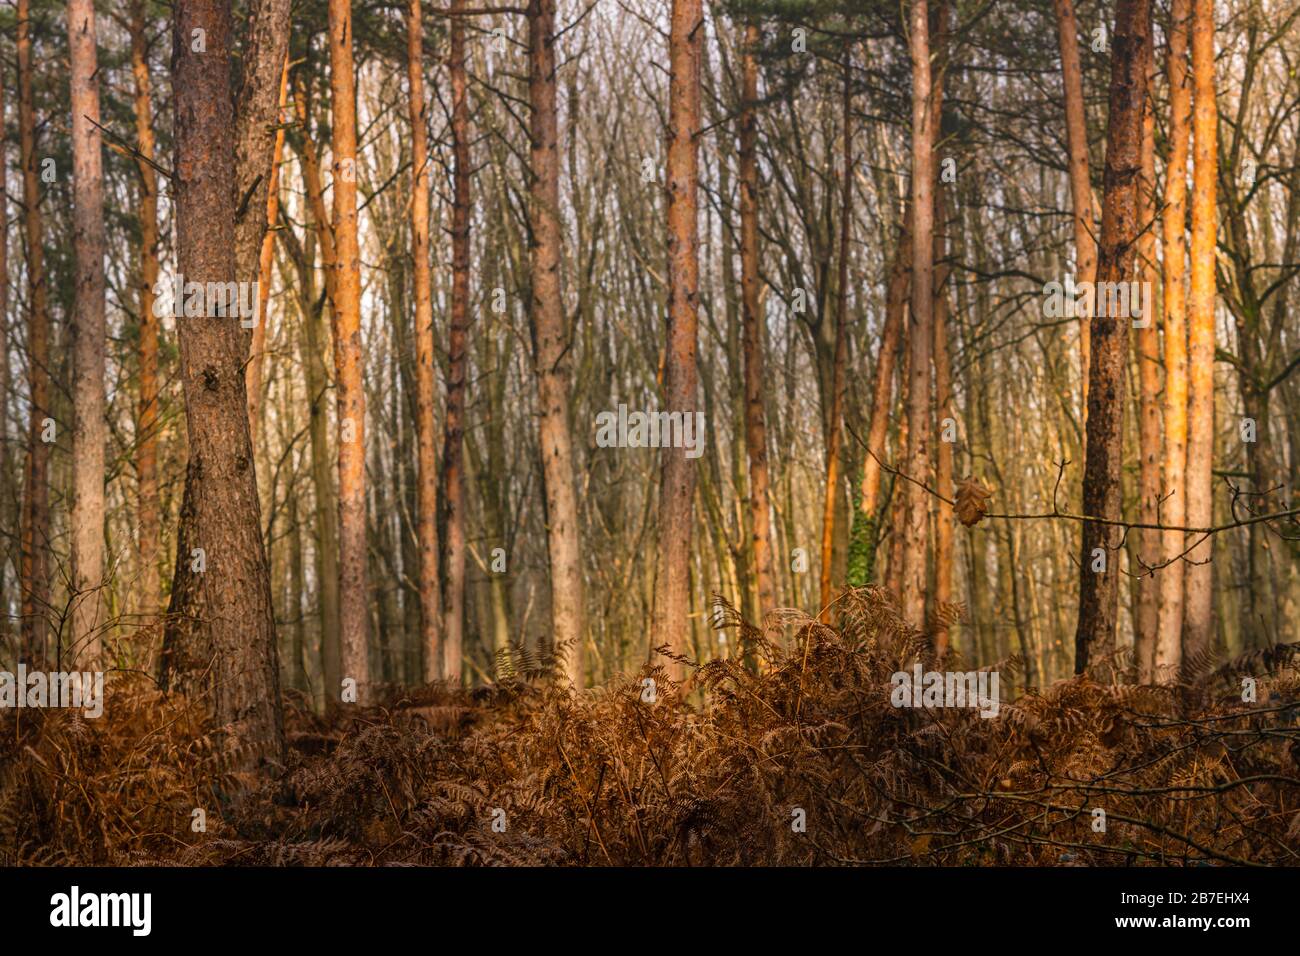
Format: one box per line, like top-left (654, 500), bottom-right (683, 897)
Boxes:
top-left (819, 60), bottom-right (853, 619)
top-left (247, 59), bottom-right (290, 437)
top-left (900, 0), bottom-right (935, 629)
top-left (1157, 0), bottom-right (1191, 677)
top-left (407, 0), bottom-right (444, 682)
top-left (1134, 33), bottom-right (1161, 681)
top-left (1053, 0), bottom-right (1099, 418)
top-left (1074, 0), bottom-right (1150, 674)
top-left (1183, 0), bottom-right (1217, 663)
top-left (528, 0), bottom-right (587, 686)
top-left (328, 0), bottom-right (371, 701)
top-left (739, 21), bottom-right (775, 621)
top-left (650, 0), bottom-right (703, 680)
top-left (130, 0), bottom-right (161, 624)
top-left (68, 0), bottom-right (108, 662)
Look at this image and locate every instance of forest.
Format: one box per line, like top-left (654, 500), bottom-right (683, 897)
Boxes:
top-left (0, 0), bottom-right (1298, 867)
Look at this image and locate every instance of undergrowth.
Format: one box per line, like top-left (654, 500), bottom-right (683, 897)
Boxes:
top-left (3, 587), bottom-right (1298, 865)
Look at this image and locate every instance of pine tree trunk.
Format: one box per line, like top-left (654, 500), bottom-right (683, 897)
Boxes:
top-left (1053, 0), bottom-right (1099, 418)
top-left (739, 21), bottom-right (776, 621)
top-left (819, 61), bottom-right (853, 619)
top-left (1073, 0), bottom-right (1151, 675)
top-left (650, 0), bottom-right (703, 681)
top-left (1134, 35), bottom-right (1161, 682)
top-left (442, 0), bottom-right (471, 684)
top-left (900, 0), bottom-right (935, 630)
top-left (407, 0), bottom-right (444, 682)
top-left (1157, 0), bottom-right (1191, 677)
top-left (18, 0), bottom-right (51, 667)
top-left (130, 0), bottom-right (162, 626)
top-left (1183, 0), bottom-right (1217, 663)
top-left (327, 0), bottom-right (372, 701)
top-left (162, 0), bottom-right (284, 771)
top-left (68, 0), bottom-right (108, 662)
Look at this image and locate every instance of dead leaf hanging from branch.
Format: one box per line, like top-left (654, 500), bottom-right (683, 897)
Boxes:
top-left (955, 478), bottom-right (994, 527)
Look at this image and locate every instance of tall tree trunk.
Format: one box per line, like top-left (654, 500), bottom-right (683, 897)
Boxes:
top-left (442, 0), bottom-right (471, 684)
top-left (0, 80), bottom-right (8, 643)
top-left (1158, 0), bottom-right (1191, 677)
top-left (819, 59), bottom-right (852, 619)
top-left (528, 0), bottom-right (587, 686)
top-left (900, 0), bottom-right (935, 629)
top-left (68, 0), bottom-right (108, 663)
top-left (650, 0), bottom-right (703, 680)
top-left (408, 0), bottom-right (444, 682)
top-left (1134, 34), bottom-right (1161, 681)
top-left (930, 0), bottom-right (954, 653)
top-left (1053, 0), bottom-right (1099, 418)
top-left (328, 0), bottom-right (372, 700)
top-left (247, 59), bottom-right (291, 437)
top-left (739, 21), bottom-right (776, 621)
top-left (858, 207), bottom-right (910, 583)
top-left (1183, 0), bottom-right (1217, 663)
top-left (18, 0), bottom-right (51, 666)
top-left (162, 0), bottom-right (284, 771)
top-left (130, 0), bottom-right (161, 624)
top-left (1073, 0), bottom-right (1150, 675)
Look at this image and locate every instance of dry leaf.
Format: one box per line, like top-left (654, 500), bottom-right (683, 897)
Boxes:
top-left (954, 477), bottom-right (993, 527)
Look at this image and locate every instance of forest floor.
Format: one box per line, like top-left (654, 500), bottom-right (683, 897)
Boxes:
top-left (4, 589), bottom-right (1298, 866)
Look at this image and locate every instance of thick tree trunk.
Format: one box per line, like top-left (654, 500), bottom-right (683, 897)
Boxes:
top-left (650, 0), bottom-right (703, 680)
top-left (1073, 0), bottom-right (1150, 675)
top-left (328, 0), bottom-right (372, 701)
top-left (1157, 0), bottom-right (1191, 677)
top-left (819, 61), bottom-right (852, 619)
top-left (739, 21), bottom-right (776, 621)
top-left (900, 0), bottom-right (935, 629)
top-left (528, 0), bottom-right (587, 686)
top-left (1183, 0), bottom-right (1217, 663)
top-left (1134, 35), bottom-right (1161, 681)
top-left (1053, 0), bottom-right (1099, 418)
top-left (162, 0), bottom-right (284, 771)
top-left (442, 0), bottom-right (471, 684)
top-left (18, 0), bottom-right (51, 666)
top-left (130, 0), bottom-right (162, 624)
top-left (408, 0), bottom-right (444, 682)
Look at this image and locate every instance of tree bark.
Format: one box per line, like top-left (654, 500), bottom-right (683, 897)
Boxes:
top-left (328, 0), bottom-right (372, 701)
top-left (1157, 0), bottom-right (1191, 677)
top-left (900, 0), bottom-right (935, 630)
top-left (819, 59), bottom-right (853, 619)
top-left (1134, 33), bottom-right (1161, 681)
top-left (1053, 0), bottom-right (1099, 418)
top-left (650, 0), bottom-right (703, 680)
top-left (1182, 0), bottom-right (1217, 663)
top-left (68, 0), bottom-right (108, 663)
top-left (738, 21), bottom-right (776, 621)
top-left (528, 0), bottom-right (587, 686)
top-left (18, 0), bottom-right (51, 666)
top-left (162, 0), bottom-right (284, 771)
top-left (442, 0), bottom-right (471, 684)
top-left (408, 0), bottom-right (444, 682)
top-left (131, 0), bottom-right (162, 624)
top-left (247, 59), bottom-right (291, 438)
top-left (1073, 0), bottom-right (1150, 675)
